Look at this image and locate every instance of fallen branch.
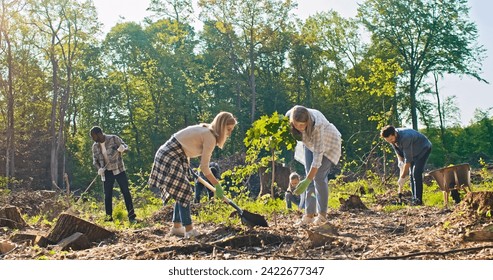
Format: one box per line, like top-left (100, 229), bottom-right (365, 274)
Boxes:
top-left (115, 233), bottom-right (299, 260)
top-left (118, 240), bottom-right (302, 260)
top-left (367, 245), bottom-right (493, 260)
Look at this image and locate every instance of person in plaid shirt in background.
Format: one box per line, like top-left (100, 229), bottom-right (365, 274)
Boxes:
top-left (90, 126), bottom-right (136, 223)
top-left (286, 105), bottom-right (342, 226)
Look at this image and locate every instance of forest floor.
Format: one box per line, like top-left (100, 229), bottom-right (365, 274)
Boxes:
top-left (1, 189), bottom-right (493, 260)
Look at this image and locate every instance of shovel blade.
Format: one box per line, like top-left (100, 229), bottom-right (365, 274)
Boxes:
top-left (240, 210), bottom-right (268, 227)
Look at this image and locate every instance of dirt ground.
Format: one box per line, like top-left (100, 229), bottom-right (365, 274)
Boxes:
top-left (1, 189), bottom-right (493, 260)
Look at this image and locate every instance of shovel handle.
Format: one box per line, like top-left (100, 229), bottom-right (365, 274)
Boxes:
top-left (190, 168), bottom-right (243, 213)
top-left (195, 174), bottom-right (230, 203)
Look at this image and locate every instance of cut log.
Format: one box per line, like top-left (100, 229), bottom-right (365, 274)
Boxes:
top-left (10, 232), bottom-right (52, 247)
top-left (463, 231), bottom-right (493, 242)
top-left (11, 233), bottom-right (37, 245)
top-left (35, 236), bottom-right (52, 247)
top-left (304, 222), bottom-right (339, 248)
top-left (0, 240), bottom-right (16, 254)
top-left (55, 232), bottom-right (91, 251)
top-left (46, 213), bottom-right (114, 243)
top-left (305, 229), bottom-right (336, 248)
top-left (0, 205), bottom-right (27, 229)
top-left (459, 191), bottom-right (493, 216)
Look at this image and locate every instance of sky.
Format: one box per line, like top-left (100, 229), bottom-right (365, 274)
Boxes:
top-left (93, 0), bottom-right (493, 126)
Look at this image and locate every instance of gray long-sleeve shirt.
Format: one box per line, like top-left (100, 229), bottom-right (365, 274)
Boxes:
top-left (392, 128), bottom-right (432, 163)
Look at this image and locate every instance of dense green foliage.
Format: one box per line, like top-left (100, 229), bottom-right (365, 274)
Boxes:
top-left (0, 0), bottom-right (491, 201)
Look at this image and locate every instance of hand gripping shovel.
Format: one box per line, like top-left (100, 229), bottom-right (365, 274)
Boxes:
top-left (190, 168), bottom-right (268, 227)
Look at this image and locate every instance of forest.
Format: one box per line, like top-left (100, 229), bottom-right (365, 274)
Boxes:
top-left (0, 0), bottom-right (491, 192)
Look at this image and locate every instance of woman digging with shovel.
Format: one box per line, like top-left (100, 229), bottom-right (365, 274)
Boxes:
top-left (148, 112), bottom-right (237, 239)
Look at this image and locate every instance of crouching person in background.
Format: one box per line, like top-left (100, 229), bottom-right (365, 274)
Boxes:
top-left (285, 172), bottom-right (304, 211)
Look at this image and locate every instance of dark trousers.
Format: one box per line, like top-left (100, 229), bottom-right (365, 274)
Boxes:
top-left (194, 183), bottom-right (214, 203)
top-left (409, 147), bottom-right (432, 203)
top-left (104, 170), bottom-right (136, 219)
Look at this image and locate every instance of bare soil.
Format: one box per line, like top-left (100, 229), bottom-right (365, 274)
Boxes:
top-left (1, 189), bottom-right (493, 260)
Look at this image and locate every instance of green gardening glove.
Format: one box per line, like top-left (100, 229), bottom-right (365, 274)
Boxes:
top-left (214, 183), bottom-right (224, 199)
top-left (293, 178), bottom-right (312, 195)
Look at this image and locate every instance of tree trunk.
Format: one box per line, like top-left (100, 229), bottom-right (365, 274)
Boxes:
top-left (270, 150), bottom-right (275, 197)
top-left (49, 51), bottom-right (59, 190)
top-left (433, 73), bottom-right (446, 144)
top-left (249, 29), bottom-right (257, 123)
top-left (5, 31), bottom-right (15, 186)
top-left (123, 72), bottom-right (142, 162)
top-left (410, 71), bottom-right (418, 130)
top-left (0, 206), bottom-right (27, 229)
top-left (57, 62), bottom-right (71, 190)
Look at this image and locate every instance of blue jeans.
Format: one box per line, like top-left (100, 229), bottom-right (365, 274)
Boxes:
top-left (299, 190), bottom-right (305, 210)
top-left (303, 146), bottom-right (334, 215)
top-left (285, 191), bottom-right (301, 209)
top-left (409, 147), bottom-right (432, 203)
top-left (172, 202), bottom-right (192, 226)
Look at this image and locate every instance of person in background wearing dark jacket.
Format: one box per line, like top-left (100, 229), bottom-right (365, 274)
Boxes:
top-left (194, 162), bottom-right (221, 203)
top-left (90, 126), bottom-right (136, 223)
top-left (380, 125), bottom-right (432, 206)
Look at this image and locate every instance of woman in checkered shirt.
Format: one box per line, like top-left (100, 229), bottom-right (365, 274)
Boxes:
top-left (148, 112), bottom-right (237, 239)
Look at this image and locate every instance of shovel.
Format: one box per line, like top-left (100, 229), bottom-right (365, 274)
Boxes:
top-left (190, 168), bottom-right (268, 227)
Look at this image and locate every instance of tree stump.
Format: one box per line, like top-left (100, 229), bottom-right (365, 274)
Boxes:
top-left (0, 240), bottom-right (16, 254)
top-left (305, 229), bottom-right (337, 248)
top-left (46, 213), bottom-right (114, 243)
top-left (0, 205), bottom-right (27, 229)
top-left (339, 195), bottom-right (368, 211)
top-left (304, 223), bottom-right (339, 248)
top-left (459, 191), bottom-right (493, 216)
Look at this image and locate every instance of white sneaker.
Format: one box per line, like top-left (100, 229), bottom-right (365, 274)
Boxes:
top-left (170, 226), bottom-right (185, 237)
top-left (313, 215), bottom-right (328, 225)
top-left (184, 229), bottom-right (201, 239)
top-left (295, 215), bottom-right (315, 226)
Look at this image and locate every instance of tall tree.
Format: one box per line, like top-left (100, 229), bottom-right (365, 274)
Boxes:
top-left (148, 0), bottom-right (194, 24)
top-left (103, 22), bottom-right (151, 166)
top-left (0, 0), bottom-right (23, 184)
top-left (304, 11), bottom-right (366, 123)
top-left (199, 0), bottom-right (296, 122)
top-left (27, 0), bottom-right (99, 189)
top-left (359, 0), bottom-right (487, 129)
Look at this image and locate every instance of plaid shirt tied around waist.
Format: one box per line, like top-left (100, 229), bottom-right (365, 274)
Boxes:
top-left (148, 137), bottom-right (192, 207)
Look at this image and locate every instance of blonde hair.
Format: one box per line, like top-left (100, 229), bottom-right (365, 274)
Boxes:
top-left (205, 112), bottom-right (237, 149)
top-left (289, 105), bottom-right (314, 138)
